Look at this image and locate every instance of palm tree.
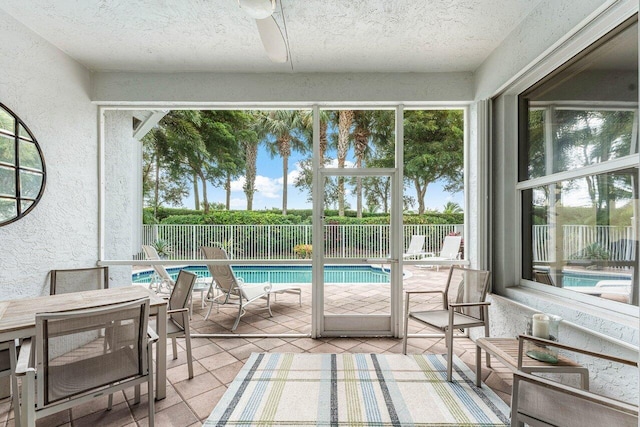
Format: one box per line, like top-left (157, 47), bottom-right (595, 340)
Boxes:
top-left (337, 110), bottom-right (354, 216)
top-left (352, 111), bottom-right (394, 218)
top-left (443, 201), bottom-right (463, 214)
top-left (257, 110), bottom-right (309, 215)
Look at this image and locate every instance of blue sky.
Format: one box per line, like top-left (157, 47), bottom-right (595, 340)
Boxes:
top-left (182, 146), bottom-right (464, 212)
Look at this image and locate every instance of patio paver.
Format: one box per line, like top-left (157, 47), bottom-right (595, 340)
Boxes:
top-left (0, 266), bottom-right (514, 426)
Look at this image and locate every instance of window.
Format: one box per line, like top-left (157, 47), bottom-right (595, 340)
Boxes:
top-left (0, 103), bottom-right (46, 226)
top-left (518, 17), bottom-right (639, 306)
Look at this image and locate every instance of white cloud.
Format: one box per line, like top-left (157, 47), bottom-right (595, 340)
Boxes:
top-left (229, 177), bottom-right (245, 192)
top-left (229, 198), bottom-right (246, 208)
top-left (325, 158), bottom-right (355, 168)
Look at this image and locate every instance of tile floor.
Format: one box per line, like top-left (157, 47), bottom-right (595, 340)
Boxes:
top-left (0, 267), bottom-right (514, 426)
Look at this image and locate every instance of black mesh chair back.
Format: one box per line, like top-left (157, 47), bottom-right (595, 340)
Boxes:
top-left (50, 266), bottom-right (109, 295)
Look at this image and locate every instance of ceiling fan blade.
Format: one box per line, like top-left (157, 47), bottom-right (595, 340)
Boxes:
top-left (255, 16), bottom-right (288, 63)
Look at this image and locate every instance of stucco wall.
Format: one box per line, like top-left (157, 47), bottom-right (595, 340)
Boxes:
top-left (474, 0), bottom-right (614, 99)
top-left (0, 10), bottom-right (97, 298)
top-left (104, 110), bottom-right (139, 286)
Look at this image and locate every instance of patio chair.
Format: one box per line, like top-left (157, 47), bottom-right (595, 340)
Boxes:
top-left (49, 266), bottom-right (109, 295)
top-left (421, 235), bottom-right (463, 271)
top-left (200, 246), bottom-right (302, 331)
top-left (150, 270), bottom-right (197, 379)
top-left (511, 334), bottom-right (638, 427)
top-left (141, 245), bottom-right (176, 295)
top-left (16, 298), bottom-right (157, 427)
top-left (142, 245), bottom-right (212, 315)
top-left (0, 340), bottom-right (19, 427)
top-left (403, 266), bottom-right (491, 381)
top-left (403, 235), bottom-right (427, 260)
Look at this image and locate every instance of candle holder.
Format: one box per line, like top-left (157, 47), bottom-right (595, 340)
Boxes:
top-left (525, 314), bottom-right (561, 363)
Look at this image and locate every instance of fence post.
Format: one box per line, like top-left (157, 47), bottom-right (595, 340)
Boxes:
top-left (192, 225), bottom-right (196, 260)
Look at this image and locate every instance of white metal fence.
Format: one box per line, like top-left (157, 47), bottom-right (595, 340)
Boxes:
top-left (139, 224), bottom-right (464, 260)
top-left (532, 225), bottom-right (636, 262)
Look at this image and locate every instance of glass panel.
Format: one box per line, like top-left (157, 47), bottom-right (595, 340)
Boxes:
top-left (20, 170), bottom-right (43, 199)
top-left (19, 140), bottom-right (42, 171)
top-left (20, 199), bottom-right (33, 212)
top-left (521, 21), bottom-right (638, 180)
top-left (523, 169), bottom-right (638, 306)
top-left (323, 175), bottom-right (391, 315)
top-left (404, 109), bottom-right (464, 214)
top-left (0, 134), bottom-right (14, 165)
top-left (525, 108), bottom-right (636, 179)
top-left (0, 107), bottom-right (14, 135)
top-left (319, 109), bottom-right (395, 170)
top-left (0, 198), bottom-right (16, 223)
top-left (18, 124), bottom-right (32, 141)
top-left (0, 166), bottom-right (15, 197)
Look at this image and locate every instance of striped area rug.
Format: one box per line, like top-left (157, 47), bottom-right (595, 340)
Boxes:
top-left (205, 353), bottom-right (510, 426)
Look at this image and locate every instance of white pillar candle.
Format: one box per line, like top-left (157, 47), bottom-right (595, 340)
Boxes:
top-left (532, 313), bottom-right (550, 339)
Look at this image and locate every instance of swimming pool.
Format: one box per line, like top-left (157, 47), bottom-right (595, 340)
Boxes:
top-left (562, 271), bottom-right (632, 287)
top-left (132, 265), bottom-right (392, 285)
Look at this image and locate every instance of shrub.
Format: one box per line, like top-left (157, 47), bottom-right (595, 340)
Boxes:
top-left (293, 244), bottom-right (312, 259)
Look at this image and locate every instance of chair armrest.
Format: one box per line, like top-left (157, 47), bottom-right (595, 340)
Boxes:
top-left (405, 290), bottom-right (444, 295)
top-left (405, 290), bottom-right (447, 310)
top-left (147, 326), bottom-right (159, 343)
top-left (167, 308), bottom-right (189, 315)
top-left (517, 334), bottom-right (638, 367)
top-left (16, 338), bottom-right (34, 376)
top-left (449, 301), bottom-right (491, 308)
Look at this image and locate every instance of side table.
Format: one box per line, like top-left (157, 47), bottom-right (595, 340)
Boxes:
top-left (476, 337), bottom-right (589, 389)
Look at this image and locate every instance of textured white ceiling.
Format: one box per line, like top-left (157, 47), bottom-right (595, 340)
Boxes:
top-left (0, 0), bottom-right (544, 73)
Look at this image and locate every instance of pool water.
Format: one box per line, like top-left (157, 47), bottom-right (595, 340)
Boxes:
top-left (133, 265), bottom-right (391, 285)
top-left (562, 271), bottom-right (632, 287)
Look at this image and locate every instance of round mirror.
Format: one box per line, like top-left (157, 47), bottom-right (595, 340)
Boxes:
top-left (0, 103), bottom-right (46, 226)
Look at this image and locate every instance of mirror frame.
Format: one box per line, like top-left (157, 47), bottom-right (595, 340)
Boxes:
top-left (0, 102), bottom-right (46, 227)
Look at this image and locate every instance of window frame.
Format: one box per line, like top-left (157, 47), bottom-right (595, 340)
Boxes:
top-left (490, 4), bottom-right (639, 318)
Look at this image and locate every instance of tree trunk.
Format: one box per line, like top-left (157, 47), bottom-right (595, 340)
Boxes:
top-left (200, 173), bottom-right (209, 214)
top-left (319, 120), bottom-right (328, 163)
top-left (154, 151), bottom-right (160, 218)
top-left (415, 179), bottom-right (428, 215)
top-left (337, 110), bottom-right (354, 216)
top-left (193, 172), bottom-right (200, 210)
top-left (243, 141), bottom-right (258, 211)
top-left (279, 137), bottom-right (291, 215)
top-left (225, 174), bottom-right (231, 210)
top-left (355, 157), bottom-right (363, 218)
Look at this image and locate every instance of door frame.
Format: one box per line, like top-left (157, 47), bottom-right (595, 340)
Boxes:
top-left (311, 105), bottom-right (404, 338)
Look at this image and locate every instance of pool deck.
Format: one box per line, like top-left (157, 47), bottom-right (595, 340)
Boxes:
top-left (0, 265), bottom-right (517, 426)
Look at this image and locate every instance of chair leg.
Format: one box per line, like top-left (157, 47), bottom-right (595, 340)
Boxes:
top-left (22, 370), bottom-right (36, 427)
top-left (484, 309), bottom-right (491, 368)
top-left (134, 385), bottom-right (141, 405)
top-left (266, 294), bottom-right (273, 317)
top-left (475, 344), bottom-right (482, 387)
top-left (446, 327), bottom-right (454, 382)
top-left (172, 337), bottom-right (178, 360)
top-left (232, 304), bottom-right (243, 331)
top-left (184, 314), bottom-right (194, 379)
top-left (402, 295), bottom-right (410, 355)
top-left (108, 393), bottom-right (113, 410)
top-left (9, 343), bottom-right (20, 427)
top-left (147, 341), bottom-right (155, 427)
